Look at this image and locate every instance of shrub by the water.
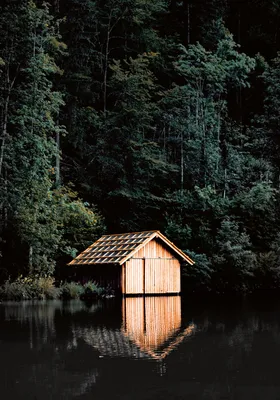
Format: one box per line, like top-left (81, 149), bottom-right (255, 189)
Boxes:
top-left (59, 281), bottom-right (106, 300)
top-left (0, 276), bottom-right (108, 301)
top-left (0, 276), bottom-right (60, 301)
top-left (59, 281), bottom-right (84, 299)
top-left (80, 281), bottom-right (104, 300)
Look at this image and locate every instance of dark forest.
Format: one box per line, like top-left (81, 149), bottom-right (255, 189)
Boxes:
top-left (1, 0), bottom-right (280, 292)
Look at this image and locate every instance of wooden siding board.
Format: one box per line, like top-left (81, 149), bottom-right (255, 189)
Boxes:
top-left (125, 259), bottom-right (144, 294)
top-left (122, 264), bottom-right (126, 294)
top-left (132, 239), bottom-right (176, 260)
top-left (139, 256), bottom-right (180, 295)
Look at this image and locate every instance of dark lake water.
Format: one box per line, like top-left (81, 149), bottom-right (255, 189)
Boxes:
top-left (1, 295), bottom-right (280, 400)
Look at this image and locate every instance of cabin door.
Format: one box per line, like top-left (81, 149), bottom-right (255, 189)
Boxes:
top-left (144, 259), bottom-right (181, 294)
top-left (123, 258), bottom-right (180, 294)
top-left (123, 259), bottom-right (144, 294)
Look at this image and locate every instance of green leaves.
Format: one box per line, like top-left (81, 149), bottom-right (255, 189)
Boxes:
top-left (181, 251), bottom-right (213, 292)
top-left (2, 0), bottom-right (280, 293)
top-left (0, 1), bottom-right (105, 277)
top-left (212, 219), bottom-right (256, 291)
top-left (176, 26), bottom-right (255, 95)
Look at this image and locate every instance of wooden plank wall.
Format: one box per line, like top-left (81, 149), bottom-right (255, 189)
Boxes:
top-left (123, 258), bottom-right (180, 294)
top-left (144, 258), bottom-right (180, 294)
top-left (134, 239), bottom-right (175, 259)
top-left (122, 296), bottom-right (181, 354)
top-left (122, 239), bottom-right (181, 294)
top-left (122, 259), bottom-right (144, 294)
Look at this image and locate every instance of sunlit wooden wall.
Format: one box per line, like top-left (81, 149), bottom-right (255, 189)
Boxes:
top-left (122, 296), bottom-right (181, 354)
top-left (135, 239), bottom-right (176, 259)
top-left (122, 239), bottom-right (181, 294)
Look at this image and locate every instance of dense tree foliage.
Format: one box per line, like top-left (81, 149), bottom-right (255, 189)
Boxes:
top-left (1, 0), bottom-right (280, 292)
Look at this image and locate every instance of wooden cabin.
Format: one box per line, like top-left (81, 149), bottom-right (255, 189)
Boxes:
top-left (68, 230), bottom-right (194, 295)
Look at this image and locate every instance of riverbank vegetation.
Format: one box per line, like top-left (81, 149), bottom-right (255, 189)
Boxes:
top-left (0, 277), bottom-right (108, 301)
top-left (1, 1), bottom-right (280, 293)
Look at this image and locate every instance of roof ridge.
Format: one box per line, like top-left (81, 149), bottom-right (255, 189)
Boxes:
top-left (100, 230), bottom-right (159, 237)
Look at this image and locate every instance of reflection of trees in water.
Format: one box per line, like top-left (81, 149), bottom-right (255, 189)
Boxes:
top-left (196, 312), bottom-right (280, 346)
top-left (224, 314), bottom-right (280, 374)
top-left (225, 314), bottom-right (280, 350)
top-left (3, 300), bottom-right (103, 322)
top-left (3, 300), bottom-right (103, 348)
top-left (3, 299), bottom-right (280, 399)
top-left (177, 310), bottom-right (280, 395)
top-left (1, 300), bottom-right (105, 399)
top-left (71, 370), bottom-right (99, 397)
top-left (223, 315), bottom-right (280, 398)
top-left (4, 300), bottom-right (61, 348)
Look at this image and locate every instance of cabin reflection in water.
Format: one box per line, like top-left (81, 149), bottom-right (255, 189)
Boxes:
top-left (73, 296), bottom-right (196, 360)
top-left (123, 296), bottom-right (184, 359)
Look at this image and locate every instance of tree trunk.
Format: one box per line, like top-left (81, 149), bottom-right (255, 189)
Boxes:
top-left (223, 168), bottom-right (227, 199)
top-left (56, 129), bottom-right (60, 186)
top-left (28, 245), bottom-right (33, 275)
top-left (187, 3), bottom-right (191, 45)
top-left (216, 99), bottom-right (223, 174)
top-left (3, 172), bottom-right (7, 228)
top-left (0, 54), bottom-right (20, 177)
top-left (275, 14), bottom-right (278, 45)
top-left (180, 130), bottom-right (184, 194)
top-left (103, 7), bottom-right (128, 113)
top-left (237, 8), bottom-right (241, 45)
top-left (103, 12), bottom-right (112, 113)
top-left (163, 125), bottom-right (166, 160)
top-left (54, 0), bottom-right (60, 13)
top-left (0, 92), bottom-right (9, 177)
top-left (201, 117), bottom-right (206, 187)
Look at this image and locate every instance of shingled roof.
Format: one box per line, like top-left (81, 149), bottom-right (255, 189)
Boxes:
top-left (68, 230), bottom-right (194, 266)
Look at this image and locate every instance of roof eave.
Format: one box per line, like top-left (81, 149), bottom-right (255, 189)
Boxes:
top-left (67, 230), bottom-right (195, 266)
top-left (156, 232), bottom-right (195, 265)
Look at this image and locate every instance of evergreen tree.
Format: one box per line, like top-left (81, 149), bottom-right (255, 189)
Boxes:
top-left (2, 0), bottom-right (280, 291)
top-left (212, 219), bottom-right (256, 292)
top-left (0, 1), bottom-right (104, 277)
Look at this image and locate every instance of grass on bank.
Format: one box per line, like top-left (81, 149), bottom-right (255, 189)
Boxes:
top-left (0, 276), bottom-right (112, 301)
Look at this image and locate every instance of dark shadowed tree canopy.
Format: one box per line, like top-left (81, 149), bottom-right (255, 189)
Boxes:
top-left (1, 0), bottom-right (280, 292)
